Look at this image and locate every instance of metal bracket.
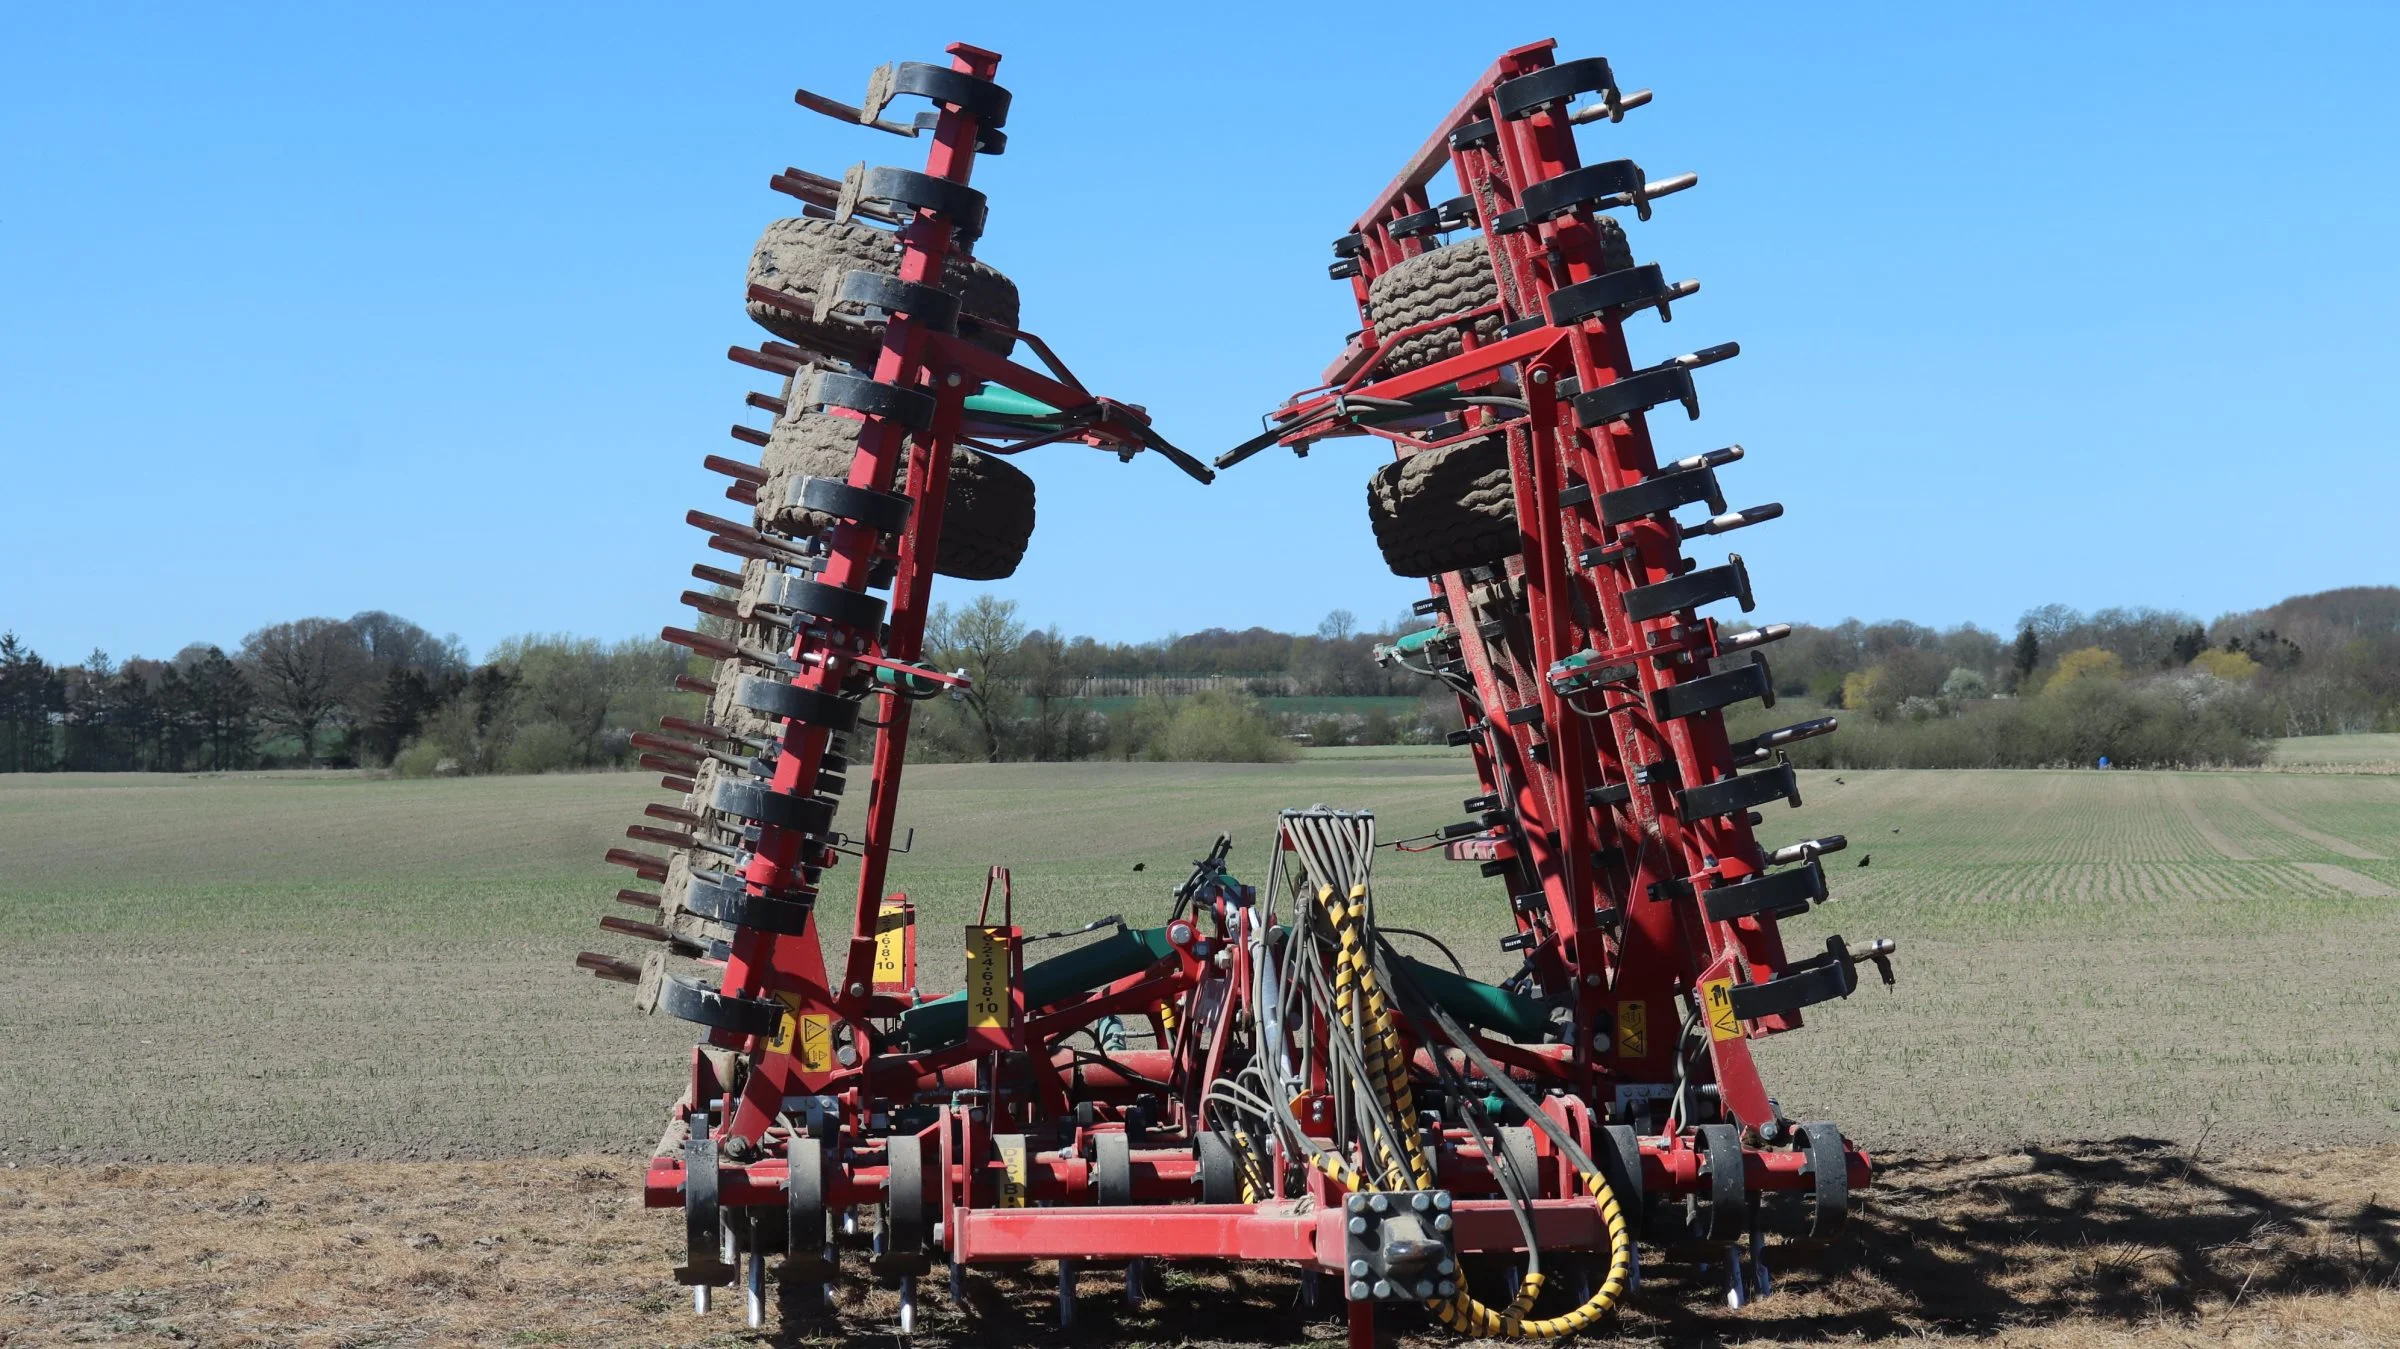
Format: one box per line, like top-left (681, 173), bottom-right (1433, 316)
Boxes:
top-left (1340, 1191), bottom-right (1458, 1302)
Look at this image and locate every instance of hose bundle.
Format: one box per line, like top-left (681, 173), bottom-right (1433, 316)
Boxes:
top-left (1220, 809), bottom-right (1633, 1337)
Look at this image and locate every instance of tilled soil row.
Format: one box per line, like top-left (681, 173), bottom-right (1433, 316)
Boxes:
top-left (2, 1140), bottom-right (2393, 1347)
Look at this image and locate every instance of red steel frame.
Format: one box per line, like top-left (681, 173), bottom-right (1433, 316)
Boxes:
top-left (1247, 40), bottom-right (1879, 1138)
top-left (588, 38), bottom-right (1890, 1340)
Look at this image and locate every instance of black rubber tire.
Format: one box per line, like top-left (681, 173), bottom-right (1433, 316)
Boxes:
top-left (1365, 436), bottom-right (1521, 578)
top-left (759, 410), bottom-right (1035, 581)
top-left (746, 217), bottom-right (1018, 366)
top-left (1365, 226), bottom-right (1634, 375)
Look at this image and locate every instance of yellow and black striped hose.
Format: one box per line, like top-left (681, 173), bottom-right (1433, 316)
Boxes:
top-left (1301, 883), bottom-right (1633, 1338)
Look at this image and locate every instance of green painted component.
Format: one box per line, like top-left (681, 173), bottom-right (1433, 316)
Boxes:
top-left (874, 662), bottom-right (944, 695)
top-left (1391, 951), bottom-right (1554, 1041)
top-left (1394, 627), bottom-right (1447, 655)
top-left (962, 384), bottom-right (1064, 419)
top-left (1555, 648), bottom-right (1600, 671)
top-left (899, 925), bottom-right (1176, 1048)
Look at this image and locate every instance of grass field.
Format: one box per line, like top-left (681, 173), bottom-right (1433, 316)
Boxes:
top-left (2, 760), bottom-right (2396, 1164)
top-left (2, 758), bottom-right (2398, 1346)
top-left (2271, 731), bottom-right (2400, 770)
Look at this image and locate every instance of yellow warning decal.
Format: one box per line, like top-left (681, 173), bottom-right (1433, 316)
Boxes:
top-left (872, 903), bottom-right (911, 985)
top-left (766, 995), bottom-right (835, 1072)
top-left (996, 1134), bottom-right (1029, 1208)
top-left (1616, 1000), bottom-right (1648, 1058)
top-left (965, 926), bottom-right (1014, 1030)
top-left (1700, 977), bottom-right (1743, 1042)
top-left (766, 992), bottom-right (800, 1053)
top-left (796, 1013), bottom-right (833, 1072)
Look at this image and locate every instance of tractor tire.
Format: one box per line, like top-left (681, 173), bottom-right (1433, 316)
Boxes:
top-left (758, 409), bottom-right (1036, 581)
top-left (1365, 436), bottom-right (1520, 578)
top-left (1364, 225), bottom-right (1635, 375)
top-left (745, 217), bottom-right (1018, 367)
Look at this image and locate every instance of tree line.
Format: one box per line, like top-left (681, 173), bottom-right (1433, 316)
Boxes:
top-left (1738, 586), bottom-right (2400, 769)
top-left (0, 612), bottom-right (687, 775)
top-left (2, 585), bottom-right (2389, 775)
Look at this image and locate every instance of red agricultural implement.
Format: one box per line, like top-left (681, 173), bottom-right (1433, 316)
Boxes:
top-left (578, 38), bottom-right (1898, 1343)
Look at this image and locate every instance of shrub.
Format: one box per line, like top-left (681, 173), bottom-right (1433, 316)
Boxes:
top-left (1107, 692), bottom-right (1291, 763)
top-left (2044, 647), bottom-right (2125, 692)
top-left (2190, 648), bottom-right (2260, 682)
top-left (498, 719), bottom-right (590, 775)
top-left (390, 739), bottom-right (449, 778)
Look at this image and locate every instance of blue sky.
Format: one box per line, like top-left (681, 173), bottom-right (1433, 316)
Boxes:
top-left (4, 2), bottom-right (2394, 661)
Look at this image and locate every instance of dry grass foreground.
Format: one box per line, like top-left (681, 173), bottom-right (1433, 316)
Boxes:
top-left (3, 1141), bottom-right (2394, 1348)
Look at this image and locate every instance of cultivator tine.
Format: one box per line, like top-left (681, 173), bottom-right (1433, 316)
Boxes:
top-left (1666, 444), bottom-right (1745, 472)
top-left (1731, 718), bottom-right (1839, 766)
top-left (644, 803), bottom-right (706, 828)
top-left (576, 952), bottom-right (643, 984)
top-left (702, 457), bottom-right (766, 488)
top-left (728, 343), bottom-right (804, 376)
top-left (630, 733), bottom-right (704, 763)
top-left (659, 715), bottom-right (759, 748)
top-left (617, 888), bottom-right (664, 911)
top-left (601, 915), bottom-right (680, 945)
top-left (1719, 622), bottom-right (1792, 653)
top-left (1668, 341), bottom-right (1742, 371)
top-left (768, 165), bottom-right (844, 209)
top-left (604, 849), bottom-right (668, 882)
top-left (687, 509), bottom-right (799, 557)
top-left (657, 627), bottom-right (792, 673)
top-left (627, 824), bottom-right (703, 852)
top-left (1569, 87), bottom-right (1653, 124)
top-left (1767, 835), bottom-right (1849, 867)
top-left (1683, 503), bottom-right (1784, 537)
top-left (681, 590), bottom-right (743, 623)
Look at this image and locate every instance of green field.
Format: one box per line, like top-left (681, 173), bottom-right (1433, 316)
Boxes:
top-left (1, 759), bottom-right (2395, 1165)
top-left (2271, 731), bottom-right (2400, 770)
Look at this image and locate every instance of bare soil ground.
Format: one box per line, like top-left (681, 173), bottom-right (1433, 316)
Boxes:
top-left (1, 1141), bottom-right (2393, 1347)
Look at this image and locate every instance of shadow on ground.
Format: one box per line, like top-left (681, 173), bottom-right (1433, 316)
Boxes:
top-left (712, 1139), bottom-right (2400, 1347)
top-left (3, 1140), bottom-right (2393, 1347)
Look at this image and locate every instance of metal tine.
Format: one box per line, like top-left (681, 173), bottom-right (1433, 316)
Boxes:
top-left (631, 729), bottom-right (759, 774)
top-left (1569, 87), bottom-right (1653, 124)
top-left (681, 589), bottom-right (744, 623)
top-left (1767, 835), bottom-right (1849, 867)
top-left (1731, 716), bottom-right (1839, 767)
top-left (1667, 341), bottom-right (1740, 371)
top-left (792, 63), bottom-right (923, 139)
top-left (1718, 621), bottom-right (1791, 653)
top-left (1667, 444), bottom-right (1744, 473)
top-left (661, 714), bottom-right (769, 751)
top-left (1683, 502), bottom-right (1783, 537)
top-left (769, 166), bottom-right (843, 209)
top-left (576, 951), bottom-right (642, 984)
top-left (691, 563), bottom-right (745, 589)
top-left (769, 163), bottom-right (905, 224)
top-left (728, 344), bottom-right (801, 377)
